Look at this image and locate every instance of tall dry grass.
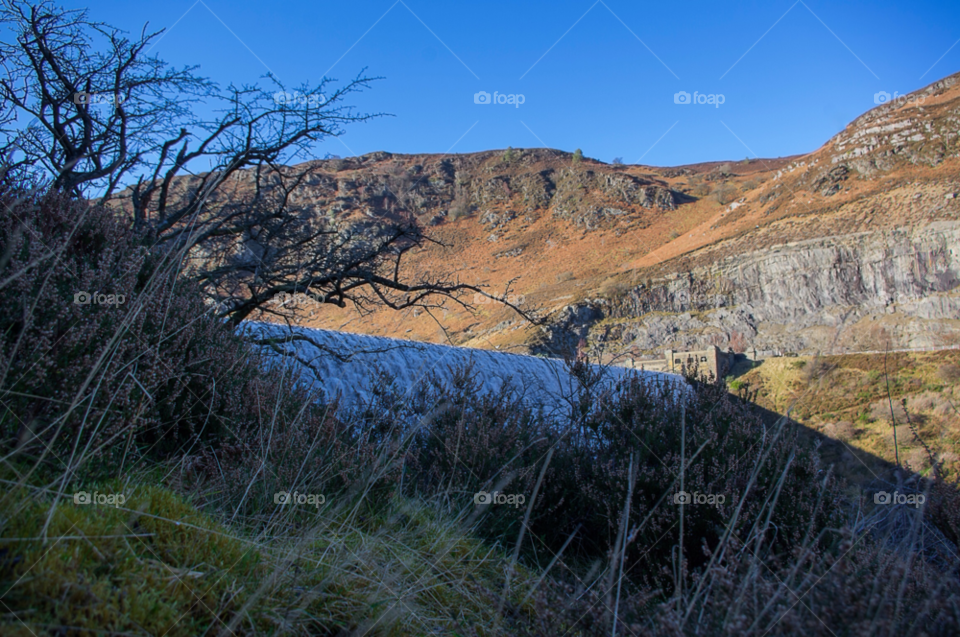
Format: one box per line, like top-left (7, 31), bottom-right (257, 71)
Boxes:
top-left (3, 179), bottom-right (960, 635)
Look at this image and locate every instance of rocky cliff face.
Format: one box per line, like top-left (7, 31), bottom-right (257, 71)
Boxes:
top-left (529, 73), bottom-right (960, 360)
top-left (279, 148), bottom-right (681, 233)
top-left (826, 75), bottom-right (959, 173)
top-left (185, 70), bottom-right (960, 357)
top-left (537, 220), bottom-right (960, 358)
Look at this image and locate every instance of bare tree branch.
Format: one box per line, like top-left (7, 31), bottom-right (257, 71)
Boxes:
top-left (0, 0), bottom-right (542, 341)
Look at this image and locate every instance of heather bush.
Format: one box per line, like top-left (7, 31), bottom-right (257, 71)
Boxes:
top-left (526, 530), bottom-right (960, 636)
top-left (182, 367), bottom-right (390, 523)
top-left (3, 176), bottom-right (960, 636)
top-left (402, 363), bottom-right (553, 537)
top-left (333, 356), bottom-right (846, 597)
top-left (0, 184), bottom-right (249, 479)
top-left (0, 182), bottom-right (379, 502)
top-left (543, 378), bottom-right (839, 583)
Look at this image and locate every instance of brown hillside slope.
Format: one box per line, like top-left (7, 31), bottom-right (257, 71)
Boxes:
top-left (216, 71), bottom-right (960, 358)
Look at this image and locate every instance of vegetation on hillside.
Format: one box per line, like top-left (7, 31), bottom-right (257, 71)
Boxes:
top-left (3, 183), bottom-right (960, 635)
top-left (742, 352), bottom-right (960, 479)
top-left (2, 1), bottom-right (960, 634)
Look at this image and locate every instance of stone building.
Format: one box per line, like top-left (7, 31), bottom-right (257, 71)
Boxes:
top-left (662, 345), bottom-right (732, 379)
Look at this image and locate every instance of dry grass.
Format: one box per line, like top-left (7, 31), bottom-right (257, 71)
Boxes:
top-left (939, 363), bottom-right (960, 384)
top-left (1, 474), bottom-right (548, 635)
top-left (4, 185), bottom-right (960, 636)
top-left (741, 350), bottom-right (960, 479)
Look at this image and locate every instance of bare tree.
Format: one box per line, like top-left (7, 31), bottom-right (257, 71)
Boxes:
top-left (189, 169), bottom-right (537, 327)
top-left (0, 1), bottom-right (211, 196)
top-left (0, 0), bottom-right (539, 330)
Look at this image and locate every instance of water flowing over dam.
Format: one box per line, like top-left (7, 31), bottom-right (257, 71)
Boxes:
top-left (243, 322), bottom-right (687, 418)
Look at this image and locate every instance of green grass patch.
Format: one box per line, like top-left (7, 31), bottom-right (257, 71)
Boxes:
top-left (0, 481), bottom-right (539, 636)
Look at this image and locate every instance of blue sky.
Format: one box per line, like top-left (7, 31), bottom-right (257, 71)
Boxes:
top-left (69, 0), bottom-right (960, 166)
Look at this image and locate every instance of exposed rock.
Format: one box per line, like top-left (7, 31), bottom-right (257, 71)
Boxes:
top-left (541, 221), bottom-right (960, 357)
top-left (270, 148), bottom-right (682, 231)
top-left (480, 209), bottom-right (517, 230)
top-left (828, 75), bottom-right (959, 170)
top-left (494, 246), bottom-right (524, 259)
top-left (536, 303), bottom-right (605, 357)
top-left (811, 164), bottom-right (850, 196)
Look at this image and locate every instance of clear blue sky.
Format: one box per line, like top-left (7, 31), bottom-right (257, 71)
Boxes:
top-left (70, 0), bottom-right (960, 166)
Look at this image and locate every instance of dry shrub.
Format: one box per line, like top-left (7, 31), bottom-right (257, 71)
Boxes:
top-left (904, 447), bottom-right (935, 473)
top-left (908, 391), bottom-right (939, 413)
top-left (925, 470), bottom-right (960, 552)
top-left (0, 185), bottom-right (257, 478)
top-left (643, 533), bottom-right (960, 635)
top-left (393, 367), bottom-right (842, 592)
top-left (600, 277), bottom-right (630, 299)
top-left (185, 367), bottom-right (387, 520)
top-left (688, 176), bottom-right (712, 198)
top-left (880, 424), bottom-right (913, 451)
top-left (713, 182), bottom-right (738, 205)
top-left (823, 420), bottom-right (856, 441)
top-left (524, 517), bottom-right (960, 635)
top-left (449, 193), bottom-right (473, 220)
top-left (803, 357), bottom-right (837, 383)
top-left (937, 363), bottom-right (960, 384)
top-left (938, 451), bottom-right (960, 476)
top-left (934, 400), bottom-right (957, 418)
top-left (870, 399), bottom-right (907, 423)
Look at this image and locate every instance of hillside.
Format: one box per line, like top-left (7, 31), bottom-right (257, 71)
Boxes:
top-left (204, 71), bottom-right (960, 361)
top-left (738, 348), bottom-right (960, 488)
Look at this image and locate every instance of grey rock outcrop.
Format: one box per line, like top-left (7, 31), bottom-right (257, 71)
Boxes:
top-left (538, 221), bottom-right (960, 357)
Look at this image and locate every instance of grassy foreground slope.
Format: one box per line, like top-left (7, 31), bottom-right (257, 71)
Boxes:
top-left (1, 480), bottom-right (541, 636)
top-left (4, 179), bottom-right (960, 636)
